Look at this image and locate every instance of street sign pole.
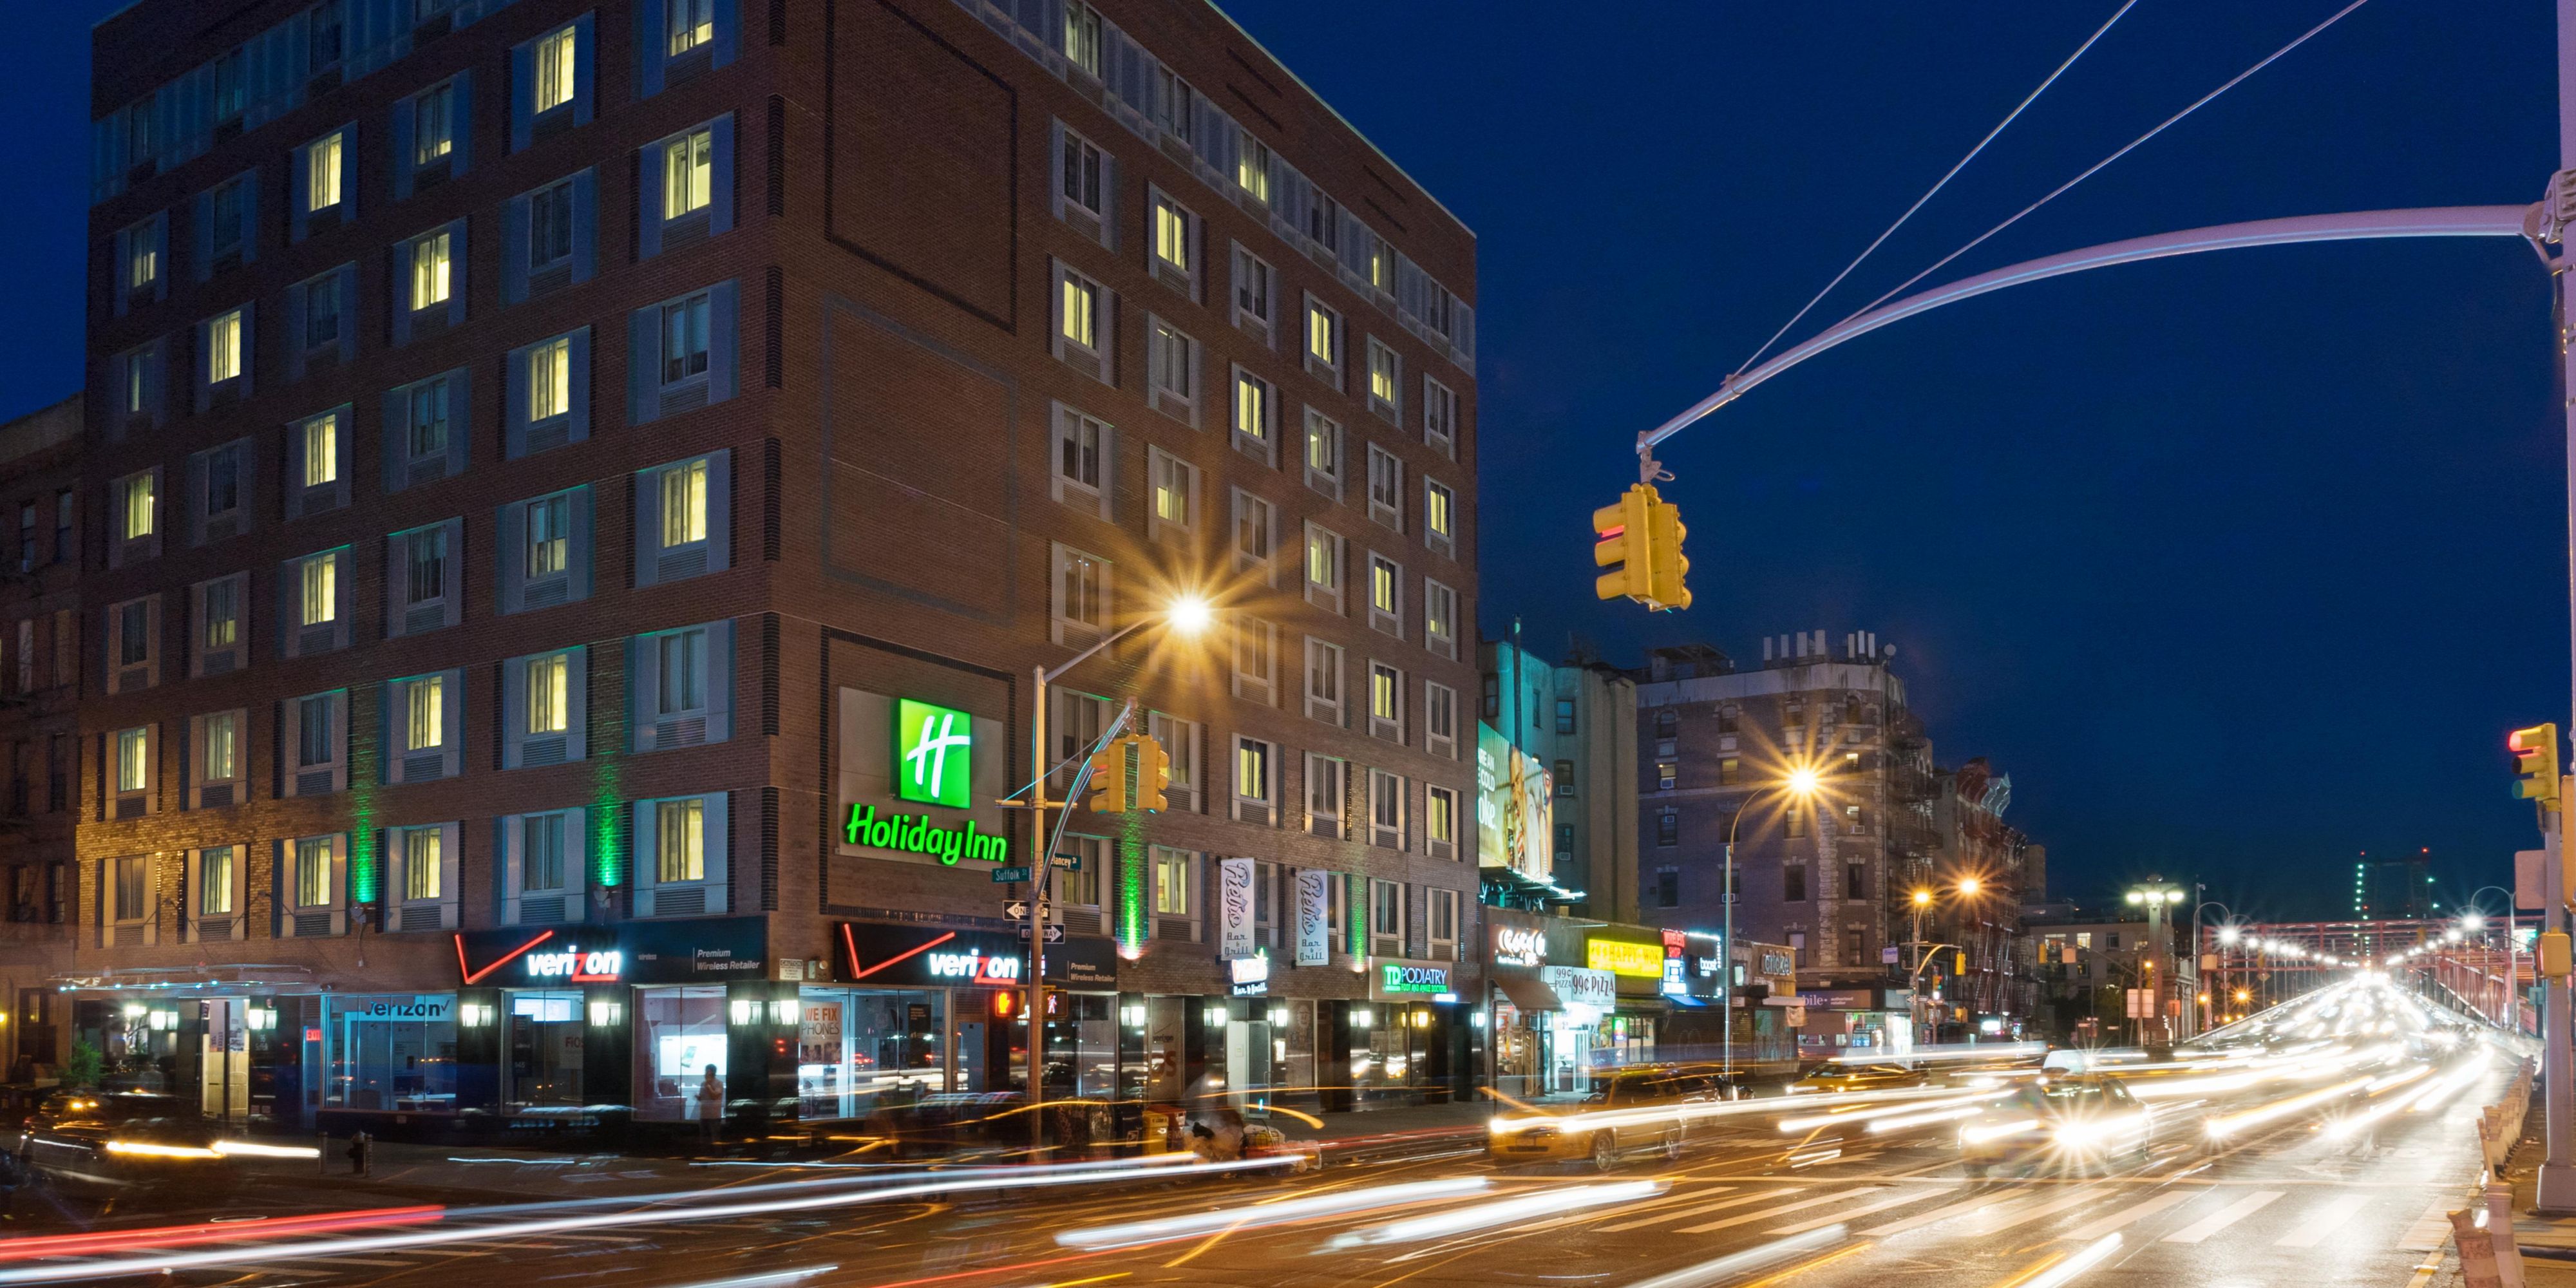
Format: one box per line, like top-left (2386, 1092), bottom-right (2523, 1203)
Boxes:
top-left (1027, 664), bottom-right (1051, 1152)
top-left (2544, 778), bottom-right (2576, 1211)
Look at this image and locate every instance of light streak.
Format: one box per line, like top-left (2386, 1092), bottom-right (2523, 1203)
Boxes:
top-left (101, 1141), bottom-right (220, 1159)
top-left (1619, 1226), bottom-right (1850, 1288)
top-left (1865, 1105), bottom-right (1985, 1134)
top-left (2016, 1233), bottom-right (2121, 1288)
top-left (1779, 1090), bottom-right (1997, 1133)
top-left (665, 1269), bottom-right (838, 1288)
top-left (0, 1206), bottom-right (444, 1264)
top-left (1328, 1181), bottom-right (1663, 1247)
top-left (1960, 1117), bottom-right (2041, 1145)
top-left (1056, 1178), bottom-right (1490, 1248)
top-left (211, 1140), bottom-right (321, 1159)
top-left (2206, 1074), bottom-right (2378, 1137)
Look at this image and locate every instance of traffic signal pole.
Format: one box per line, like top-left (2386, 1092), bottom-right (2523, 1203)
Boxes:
top-left (2548, 0), bottom-right (2576, 1216)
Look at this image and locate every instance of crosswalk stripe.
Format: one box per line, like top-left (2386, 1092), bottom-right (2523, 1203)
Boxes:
top-left (2274, 1194), bottom-right (2373, 1248)
top-left (2397, 1200), bottom-right (2457, 1251)
top-left (1862, 1190), bottom-right (2027, 1237)
top-left (1604, 1188), bottom-right (1804, 1233)
top-left (1768, 1187), bottom-right (1957, 1235)
top-left (2058, 1191), bottom-right (2194, 1242)
top-left (1548, 1186), bottom-right (1738, 1231)
top-left (1969, 1189), bottom-right (2107, 1235)
top-left (2161, 1190), bottom-right (2285, 1244)
top-left (1675, 1190), bottom-right (1855, 1235)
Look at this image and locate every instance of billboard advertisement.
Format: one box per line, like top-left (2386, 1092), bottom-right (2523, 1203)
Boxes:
top-left (1475, 723), bottom-right (1553, 882)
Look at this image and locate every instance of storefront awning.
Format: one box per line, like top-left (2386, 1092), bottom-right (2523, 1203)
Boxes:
top-left (1493, 974), bottom-right (1560, 1012)
top-left (47, 964), bottom-right (322, 994)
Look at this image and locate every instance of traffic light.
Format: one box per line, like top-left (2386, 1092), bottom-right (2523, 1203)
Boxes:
top-left (1132, 734), bottom-right (1171, 814)
top-left (1084, 742), bottom-right (1129, 814)
top-left (1593, 484), bottom-right (1656, 605)
top-left (2512, 724), bottom-right (2561, 806)
top-left (1645, 494), bottom-right (1692, 612)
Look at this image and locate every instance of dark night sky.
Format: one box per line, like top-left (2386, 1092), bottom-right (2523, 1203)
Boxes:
top-left (1, 2), bottom-right (2562, 919)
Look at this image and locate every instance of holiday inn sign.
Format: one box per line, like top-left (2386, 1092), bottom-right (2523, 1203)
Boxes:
top-left (842, 697), bottom-right (1012, 866)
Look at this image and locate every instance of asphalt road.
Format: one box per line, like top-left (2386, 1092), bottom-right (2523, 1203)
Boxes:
top-left (0, 983), bottom-right (2506, 1288)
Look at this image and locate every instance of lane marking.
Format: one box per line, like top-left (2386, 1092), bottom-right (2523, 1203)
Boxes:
top-left (1603, 1188), bottom-right (1800, 1233)
top-left (2396, 1199), bottom-right (2456, 1251)
top-left (2056, 1190), bottom-right (2192, 1242)
top-left (1768, 1186), bottom-right (1959, 1234)
top-left (1861, 1189), bottom-right (2028, 1236)
top-left (1674, 1190), bottom-right (1859, 1235)
top-left (2272, 1193), bottom-right (2372, 1248)
top-left (1971, 1188), bottom-right (2108, 1235)
top-left (2160, 1189), bottom-right (2284, 1244)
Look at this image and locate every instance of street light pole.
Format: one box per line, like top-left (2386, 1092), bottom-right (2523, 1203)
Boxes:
top-left (1721, 769), bottom-right (1821, 1079)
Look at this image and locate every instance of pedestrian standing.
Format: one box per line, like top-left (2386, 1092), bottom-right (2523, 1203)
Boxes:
top-left (697, 1065), bottom-right (724, 1148)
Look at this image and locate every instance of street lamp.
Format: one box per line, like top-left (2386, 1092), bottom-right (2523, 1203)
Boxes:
top-left (2466, 885), bottom-right (2522, 1033)
top-left (2123, 880), bottom-right (2188, 1046)
top-left (1025, 591), bottom-right (1211, 1143)
top-left (1722, 765), bottom-right (1824, 1077)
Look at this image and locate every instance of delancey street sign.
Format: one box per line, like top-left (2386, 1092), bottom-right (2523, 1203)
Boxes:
top-left (894, 698), bottom-right (976, 809)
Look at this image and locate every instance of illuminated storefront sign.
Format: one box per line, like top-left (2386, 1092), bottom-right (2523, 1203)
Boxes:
top-left (1373, 961), bottom-right (1452, 998)
top-left (1229, 954), bottom-right (1271, 998)
top-left (1586, 938), bottom-right (1665, 979)
top-left (838, 923), bottom-right (1117, 990)
top-left (893, 698), bottom-right (976, 809)
top-left (526, 946), bottom-right (625, 981)
top-left (842, 804), bottom-right (1010, 865)
top-left (1542, 966), bottom-right (1617, 1011)
top-left (1492, 925), bottom-right (1547, 969)
top-left (454, 918), bottom-right (768, 986)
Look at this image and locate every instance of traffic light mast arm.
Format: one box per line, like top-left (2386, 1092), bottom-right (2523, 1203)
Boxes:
top-left (1633, 206), bottom-right (2528, 471)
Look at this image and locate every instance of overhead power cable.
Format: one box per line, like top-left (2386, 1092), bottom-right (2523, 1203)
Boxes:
top-left (1733, 1), bottom-right (2139, 380)
top-left (1830, 0), bottom-right (2373, 334)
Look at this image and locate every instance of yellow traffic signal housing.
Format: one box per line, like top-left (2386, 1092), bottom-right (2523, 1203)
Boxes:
top-left (2512, 723), bottom-right (2561, 806)
top-left (1132, 735), bottom-right (1171, 813)
top-left (1593, 485), bottom-right (1656, 604)
top-left (1084, 743), bottom-right (1128, 814)
top-left (2543, 930), bottom-right (2573, 980)
top-left (1645, 496), bottom-right (1691, 612)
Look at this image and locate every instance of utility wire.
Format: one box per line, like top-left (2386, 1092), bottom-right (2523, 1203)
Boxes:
top-left (1828, 0), bottom-right (2372, 334)
top-left (1733, 1), bottom-right (2139, 380)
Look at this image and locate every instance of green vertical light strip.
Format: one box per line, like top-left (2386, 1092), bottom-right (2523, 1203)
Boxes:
top-left (1116, 815), bottom-right (1146, 955)
top-left (347, 687), bottom-right (378, 902)
top-left (1348, 873), bottom-right (1365, 959)
top-left (592, 641), bottom-right (627, 887)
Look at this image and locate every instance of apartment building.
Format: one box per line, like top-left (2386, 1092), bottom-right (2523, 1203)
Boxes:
top-left (0, 397), bottom-right (84, 1078)
top-left (78, 0), bottom-right (1479, 1135)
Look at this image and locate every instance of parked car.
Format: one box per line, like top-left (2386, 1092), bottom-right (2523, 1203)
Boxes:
top-left (1956, 1074), bottom-right (2150, 1177)
top-left (1488, 1067), bottom-right (1724, 1171)
top-left (12, 1092), bottom-right (242, 1198)
top-left (1786, 1061), bottom-right (1931, 1095)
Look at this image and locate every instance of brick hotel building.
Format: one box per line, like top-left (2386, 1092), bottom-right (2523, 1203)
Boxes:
top-left (70, 0), bottom-right (1480, 1135)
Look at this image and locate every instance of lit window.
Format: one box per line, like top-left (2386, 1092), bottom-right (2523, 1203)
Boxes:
top-left (298, 552), bottom-right (337, 626)
top-left (661, 459), bottom-right (708, 547)
top-left (403, 828), bottom-right (441, 901)
top-left (294, 838), bottom-right (331, 907)
top-left (1151, 451), bottom-right (1191, 527)
top-left (413, 83), bottom-right (455, 166)
top-left (202, 712), bottom-right (238, 781)
top-left (202, 579), bottom-right (240, 649)
top-left (115, 728), bottom-right (147, 793)
top-left (1061, 274), bottom-right (1098, 350)
top-left (126, 222), bottom-right (157, 289)
top-left (406, 676), bottom-right (444, 751)
top-left (1370, 665), bottom-right (1398, 722)
top-left (668, 0), bottom-right (714, 54)
top-left (120, 474), bottom-right (155, 540)
top-left (1061, 1), bottom-right (1101, 76)
top-left (1307, 301), bottom-right (1338, 368)
top-left (661, 294), bottom-right (710, 384)
top-left (1236, 134), bottom-right (1270, 204)
top-left (1426, 481), bottom-right (1454, 546)
top-left (1235, 737), bottom-right (1270, 802)
top-left (1369, 339), bottom-right (1399, 409)
top-left (1305, 527), bottom-right (1340, 594)
top-left (307, 132), bottom-right (343, 212)
top-left (1153, 848), bottom-right (1189, 915)
top-left (1153, 195), bottom-right (1189, 272)
top-left (207, 310), bottom-right (242, 383)
top-left (1233, 372), bottom-right (1269, 441)
top-left (410, 231), bottom-right (451, 310)
top-left (527, 493), bottom-right (571, 577)
top-left (529, 337), bottom-right (571, 420)
top-left (527, 652), bottom-right (569, 734)
top-left (1371, 558), bottom-right (1397, 615)
top-left (657, 798), bottom-right (706, 882)
top-left (535, 27), bottom-right (577, 113)
top-left (663, 129), bottom-right (712, 219)
top-left (200, 847), bottom-right (235, 916)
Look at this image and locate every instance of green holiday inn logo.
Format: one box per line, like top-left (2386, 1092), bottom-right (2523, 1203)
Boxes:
top-left (895, 698), bottom-right (974, 809)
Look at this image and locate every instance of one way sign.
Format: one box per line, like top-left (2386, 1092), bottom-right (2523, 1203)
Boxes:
top-left (1003, 900), bottom-right (1048, 920)
top-left (1017, 923), bottom-right (1066, 944)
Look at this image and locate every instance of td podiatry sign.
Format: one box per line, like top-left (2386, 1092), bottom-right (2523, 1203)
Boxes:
top-left (837, 688), bottom-right (1013, 869)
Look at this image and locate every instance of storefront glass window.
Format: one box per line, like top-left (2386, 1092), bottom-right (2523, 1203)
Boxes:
top-left (323, 994), bottom-right (458, 1113)
top-left (1041, 993), bottom-right (1115, 1098)
top-left (506, 990), bottom-right (584, 1110)
top-left (797, 987), bottom-right (944, 1119)
top-left (636, 985), bottom-right (726, 1121)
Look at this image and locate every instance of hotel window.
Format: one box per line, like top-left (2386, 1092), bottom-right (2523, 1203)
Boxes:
top-left (1368, 554), bottom-right (1402, 637)
top-left (643, 121), bottom-right (726, 256)
top-left (204, 176), bottom-right (248, 271)
top-left (110, 469), bottom-right (157, 569)
top-left (1423, 375), bottom-right (1458, 458)
top-left (191, 710), bottom-right (243, 810)
top-left (1304, 636), bottom-right (1343, 723)
top-left (1303, 524), bottom-right (1343, 613)
top-left (1367, 445), bottom-right (1403, 531)
top-left (531, 498), bottom-right (569, 572)
top-left (503, 487), bottom-right (592, 613)
top-left (283, 549), bottom-right (348, 657)
top-left (197, 846), bottom-right (238, 920)
top-left (1367, 339), bottom-right (1401, 421)
top-left (1718, 756), bottom-right (1739, 785)
top-left (1051, 262), bottom-right (1113, 382)
top-left (1152, 847), bottom-right (1190, 916)
top-left (1050, 544), bottom-right (1109, 647)
top-left (413, 81), bottom-right (456, 167)
top-left (637, 793), bottom-right (728, 916)
top-left (1232, 368), bottom-right (1275, 462)
top-left (1146, 317), bottom-right (1197, 424)
top-left (1368, 878), bottom-right (1403, 952)
top-left (534, 26), bottom-right (577, 113)
top-left (310, 1), bottom-right (345, 66)
top-left (668, 0), bottom-right (714, 53)
top-left (1233, 736), bottom-right (1274, 821)
top-left (1425, 580), bottom-right (1457, 659)
top-left (301, 129), bottom-right (346, 225)
top-left (530, 178), bottom-right (578, 272)
top-left (108, 598), bottom-right (156, 695)
top-left (505, 649), bottom-right (587, 768)
top-left (1426, 788), bottom-right (1459, 862)
top-left (1052, 406), bottom-right (1109, 516)
top-left (281, 692), bottom-right (345, 799)
top-left (114, 728), bottom-right (149, 795)
top-left (1368, 661), bottom-right (1404, 741)
top-left (386, 670), bottom-right (461, 783)
top-left (503, 810), bottom-right (583, 924)
top-left (1305, 410), bottom-right (1343, 498)
top-left (630, 621), bottom-right (733, 751)
top-left (1305, 753), bottom-right (1343, 837)
top-left (1426, 681), bottom-right (1458, 759)
top-left (1305, 296), bottom-right (1343, 386)
top-left (627, 282), bottom-right (737, 423)
top-left (205, 309), bottom-right (243, 385)
top-left (116, 213), bottom-right (164, 314)
top-left (105, 855), bottom-right (154, 947)
top-left (1232, 245), bottom-right (1272, 338)
top-left (388, 520), bottom-right (459, 636)
top-left (1147, 448), bottom-right (1196, 542)
top-left (288, 408), bottom-right (350, 518)
top-left (1425, 480), bottom-right (1456, 556)
top-left (1428, 885), bottom-right (1459, 952)
top-left (1150, 189), bottom-right (1197, 292)
top-left (1236, 132), bottom-right (1271, 205)
top-left (187, 440), bottom-right (249, 545)
top-left (1230, 617), bottom-right (1277, 707)
top-left (294, 268), bottom-right (348, 364)
top-left (1231, 490), bottom-right (1275, 582)
top-left (408, 229), bottom-right (451, 311)
top-left (283, 836), bottom-right (346, 937)
top-left (403, 829), bottom-right (443, 902)
top-left (636, 451), bottom-right (730, 585)
top-left (1059, 126), bottom-right (1103, 220)
top-left (191, 574), bottom-right (245, 678)
top-left (1369, 772), bottom-right (1405, 849)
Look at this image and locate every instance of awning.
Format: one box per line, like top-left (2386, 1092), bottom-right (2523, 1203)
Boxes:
top-left (1493, 974), bottom-right (1560, 1011)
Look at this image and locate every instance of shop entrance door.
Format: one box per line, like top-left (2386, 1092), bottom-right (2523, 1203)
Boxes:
top-left (199, 999), bottom-right (249, 1124)
top-left (1224, 1016), bottom-right (1272, 1108)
